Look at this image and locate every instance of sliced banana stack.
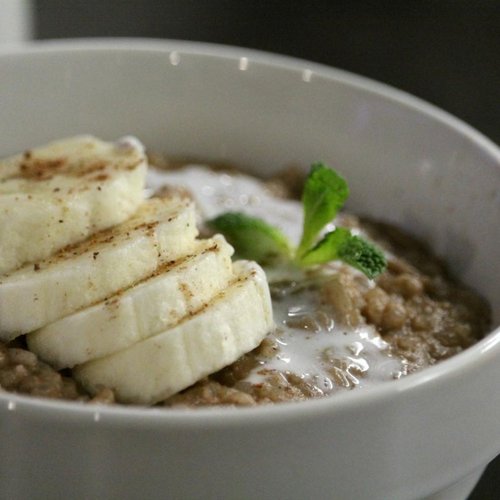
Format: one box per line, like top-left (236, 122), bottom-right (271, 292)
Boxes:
top-left (27, 235), bottom-right (234, 368)
top-left (0, 135), bottom-right (147, 275)
top-left (0, 196), bottom-right (198, 339)
top-left (0, 136), bottom-right (274, 405)
top-left (74, 261), bottom-right (273, 405)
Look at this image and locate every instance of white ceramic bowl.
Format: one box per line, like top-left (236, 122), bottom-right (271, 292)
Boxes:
top-left (0, 39), bottom-right (499, 500)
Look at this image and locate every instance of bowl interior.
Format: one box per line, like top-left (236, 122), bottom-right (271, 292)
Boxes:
top-left (0, 41), bottom-right (498, 328)
top-left (1, 40), bottom-right (499, 500)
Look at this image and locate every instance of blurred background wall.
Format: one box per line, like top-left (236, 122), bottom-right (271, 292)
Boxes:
top-left (33, 0), bottom-right (500, 145)
top-left (2, 1), bottom-right (499, 498)
top-left (0, 0), bottom-right (32, 43)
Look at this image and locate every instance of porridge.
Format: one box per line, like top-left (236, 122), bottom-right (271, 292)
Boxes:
top-left (0, 139), bottom-right (490, 407)
top-left (148, 164), bottom-right (489, 407)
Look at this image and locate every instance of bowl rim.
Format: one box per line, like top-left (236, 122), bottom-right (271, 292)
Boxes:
top-left (0, 37), bottom-right (499, 427)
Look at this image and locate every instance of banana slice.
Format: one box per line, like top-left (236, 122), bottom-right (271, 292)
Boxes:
top-left (0, 196), bottom-right (198, 340)
top-left (74, 260), bottom-right (274, 405)
top-left (0, 135), bottom-right (147, 275)
top-left (28, 235), bottom-right (234, 368)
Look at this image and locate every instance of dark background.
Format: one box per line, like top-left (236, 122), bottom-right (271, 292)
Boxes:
top-left (33, 1), bottom-right (499, 498)
top-left (35, 0), bottom-right (499, 144)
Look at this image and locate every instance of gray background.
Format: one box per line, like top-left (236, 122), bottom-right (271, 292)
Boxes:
top-left (33, 1), bottom-right (499, 498)
top-left (35, 0), bottom-right (499, 144)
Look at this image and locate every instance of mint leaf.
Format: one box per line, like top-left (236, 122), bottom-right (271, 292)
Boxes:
top-left (207, 212), bottom-right (292, 264)
top-left (338, 233), bottom-right (386, 279)
top-left (207, 163), bottom-right (386, 280)
top-left (301, 227), bottom-right (386, 279)
top-left (300, 226), bottom-right (351, 265)
top-left (297, 163), bottom-right (349, 258)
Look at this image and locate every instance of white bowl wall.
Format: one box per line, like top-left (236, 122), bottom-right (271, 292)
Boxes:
top-left (0, 40), bottom-right (499, 500)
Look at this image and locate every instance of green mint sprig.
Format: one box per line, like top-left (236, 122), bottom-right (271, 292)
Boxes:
top-left (207, 163), bottom-right (386, 279)
top-left (205, 211), bottom-right (292, 264)
top-left (297, 163), bottom-right (349, 258)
